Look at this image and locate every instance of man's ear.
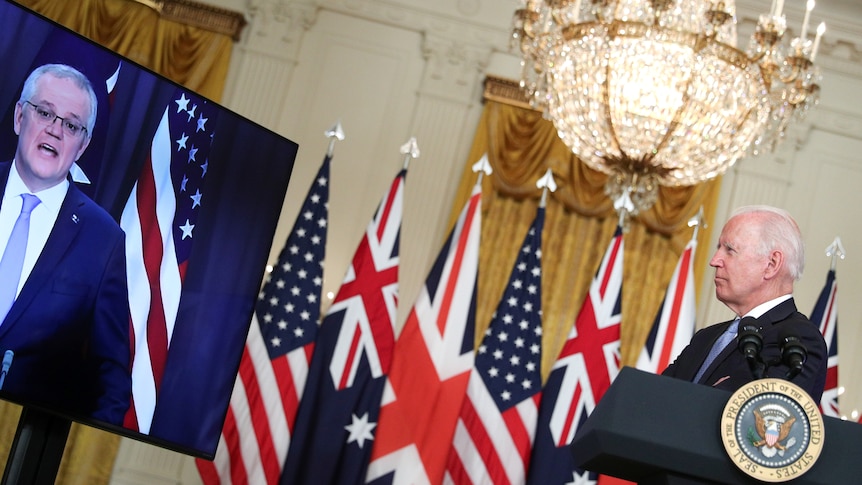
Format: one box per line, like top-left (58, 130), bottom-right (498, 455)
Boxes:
top-left (764, 249), bottom-right (784, 280)
top-left (13, 102), bottom-right (22, 135)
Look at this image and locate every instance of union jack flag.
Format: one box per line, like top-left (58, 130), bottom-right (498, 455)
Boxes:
top-left (197, 156), bottom-right (331, 484)
top-left (811, 269), bottom-right (839, 417)
top-left (446, 206), bottom-right (545, 485)
top-left (367, 181), bottom-right (482, 485)
top-left (120, 90), bottom-right (218, 434)
top-left (636, 237), bottom-right (697, 374)
top-left (279, 169), bottom-right (405, 484)
top-left (527, 226), bottom-right (623, 485)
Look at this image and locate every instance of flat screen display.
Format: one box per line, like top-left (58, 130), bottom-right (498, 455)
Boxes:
top-left (0, 0), bottom-right (297, 459)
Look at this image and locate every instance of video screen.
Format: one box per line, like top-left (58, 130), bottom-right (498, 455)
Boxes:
top-left (0, 0), bottom-right (297, 459)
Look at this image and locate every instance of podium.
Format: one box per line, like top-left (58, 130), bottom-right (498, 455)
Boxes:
top-left (570, 367), bottom-right (862, 484)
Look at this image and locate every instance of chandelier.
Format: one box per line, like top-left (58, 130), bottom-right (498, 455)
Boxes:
top-left (512, 0), bottom-right (825, 215)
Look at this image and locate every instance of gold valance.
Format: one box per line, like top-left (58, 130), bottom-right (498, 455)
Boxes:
top-left (13, 0), bottom-right (239, 100)
top-left (131, 0), bottom-right (246, 41)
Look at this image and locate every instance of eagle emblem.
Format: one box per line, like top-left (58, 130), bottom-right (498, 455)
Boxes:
top-left (749, 405), bottom-right (796, 458)
top-left (721, 378), bottom-right (824, 482)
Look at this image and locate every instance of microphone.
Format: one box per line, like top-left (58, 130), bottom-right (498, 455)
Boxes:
top-left (0, 350), bottom-right (13, 391)
top-left (737, 317), bottom-right (764, 379)
top-left (780, 332), bottom-right (807, 380)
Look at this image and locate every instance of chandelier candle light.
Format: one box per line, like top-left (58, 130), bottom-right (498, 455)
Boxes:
top-left (512, 0), bottom-right (824, 215)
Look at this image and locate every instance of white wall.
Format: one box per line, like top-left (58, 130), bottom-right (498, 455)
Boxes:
top-left (110, 0), bottom-right (862, 483)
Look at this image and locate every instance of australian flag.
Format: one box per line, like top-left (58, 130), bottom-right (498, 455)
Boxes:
top-left (279, 169), bottom-right (405, 484)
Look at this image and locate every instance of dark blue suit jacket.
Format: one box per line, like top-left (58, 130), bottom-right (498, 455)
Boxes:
top-left (662, 298), bottom-right (827, 401)
top-left (0, 161), bottom-right (131, 425)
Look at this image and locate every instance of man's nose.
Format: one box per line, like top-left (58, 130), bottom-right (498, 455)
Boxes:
top-left (709, 253), bottom-right (720, 267)
top-left (45, 117), bottom-right (63, 137)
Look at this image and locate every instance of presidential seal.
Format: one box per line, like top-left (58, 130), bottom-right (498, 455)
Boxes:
top-left (721, 378), bottom-right (824, 482)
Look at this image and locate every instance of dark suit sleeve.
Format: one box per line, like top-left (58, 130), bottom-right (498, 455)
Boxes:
top-left (661, 324), bottom-right (719, 381)
top-left (89, 229), bottom-right (132, 425)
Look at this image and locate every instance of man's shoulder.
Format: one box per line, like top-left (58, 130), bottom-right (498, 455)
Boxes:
top-left (765, 301), bottom-right (822, 339)
top-left (64, 183), bottom-right (123, 236)
top-left (759, 297), bottom-right (801, 323)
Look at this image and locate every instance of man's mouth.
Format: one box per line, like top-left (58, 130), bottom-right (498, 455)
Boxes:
top-left (39, 143), bottom-right (58, 156)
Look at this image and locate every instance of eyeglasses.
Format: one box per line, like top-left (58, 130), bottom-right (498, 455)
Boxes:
top-left (23, 101), bottom-right (88, 138)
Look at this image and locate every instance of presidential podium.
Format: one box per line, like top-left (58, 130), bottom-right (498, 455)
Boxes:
top-left (570, 367), bottom-right (862, 484)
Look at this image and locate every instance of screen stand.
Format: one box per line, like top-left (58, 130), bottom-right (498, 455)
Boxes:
top-left (2, 407), bottom-right (70, 485)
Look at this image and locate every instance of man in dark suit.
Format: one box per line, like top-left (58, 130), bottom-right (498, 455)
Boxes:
top-left (0, 64), bottom-right (130, 425)
top-left (663, 205), bottom-right (827, 401)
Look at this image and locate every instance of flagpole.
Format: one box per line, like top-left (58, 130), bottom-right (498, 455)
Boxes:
top-left (400, 137), bottom-right (420, 170)
top-left (325, 120), bottom-right (345, 157)
top-left (687, 206), bottom-right (705, 242)
top-left (613, 187), bottom-right (633, 229)
top-left (814, 236), bottom-right (843, 420)
top-left (471, 153), bottom-right (493, 186)
top-left (825, 236), bottom-right (845, 271)
top-left (536, 168), bottom-right (557, 208)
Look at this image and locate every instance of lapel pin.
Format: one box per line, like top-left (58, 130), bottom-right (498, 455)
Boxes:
top-left (72, 214), bottom-right (79, 224)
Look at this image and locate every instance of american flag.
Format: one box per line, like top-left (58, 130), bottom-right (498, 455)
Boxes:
top-left (635, 237), bottom-right (697, 374)
top-left (367, 181), bottom-right (482, 485)
top-left (811, 269), bottom-right (839, 417)
top-left (527, 226), bottom-right (623, 485)
top-left (445, 206), bottom-right (545, 485)
top-left (196, 156), bottom-right (331, 484)
top-left (120, 90), bottom-right (218, 433)
top-left (279, 169), bottom-right (405, 484)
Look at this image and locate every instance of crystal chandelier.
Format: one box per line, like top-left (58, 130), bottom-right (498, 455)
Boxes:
top-left (512, 0), bottom-right (825, 215)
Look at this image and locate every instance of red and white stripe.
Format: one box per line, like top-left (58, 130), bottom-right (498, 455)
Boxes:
top-left (198, 320), bottom-right (313, 484)
top-left (120, 107), bottom-right (183, 434)
top-left (635, 238), bottom-right (696, 374)
top-left (444, 374), bottom-right (540, 485)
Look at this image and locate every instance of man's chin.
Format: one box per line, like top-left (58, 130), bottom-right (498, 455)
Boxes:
top-left (21, 168), bottom-right (70, 191)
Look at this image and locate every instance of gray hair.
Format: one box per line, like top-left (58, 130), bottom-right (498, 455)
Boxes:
top-left (18, 64), bottom-right (98, 139)
top-left (730, 205), bottom-right (805, 281)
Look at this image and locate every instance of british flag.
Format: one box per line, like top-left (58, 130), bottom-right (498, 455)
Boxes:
top-left (527, 226), bottom-right (623, 485)
top-left (810, 269), bottom-right (839, 417)
top-left (197, 156), bottom-right (331, 484)
top-left (445, 206), bottom-right (545, 485)
top-left (635, 237), bottom-right (697, 374)
top-left (279, 169), bottom-right (405, 484)
top-left (366, 181), bottom-right (482, 485)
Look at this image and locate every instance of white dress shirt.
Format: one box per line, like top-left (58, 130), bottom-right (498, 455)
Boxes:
top-left (0, 160), bottom-right (67, 297)
top-left (743, 294), bottom-right (793, 319)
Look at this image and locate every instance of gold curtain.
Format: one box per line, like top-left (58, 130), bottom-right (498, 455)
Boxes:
top-left (13, 0), bottom-right (237, 101)
top-left (450, 98), bottom-right (721, 380)
top-left (1, 0), bottom-right (237, 482)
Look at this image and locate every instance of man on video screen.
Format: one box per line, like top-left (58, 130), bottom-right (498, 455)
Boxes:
top-left (0, 63), bottom-right (131, 425)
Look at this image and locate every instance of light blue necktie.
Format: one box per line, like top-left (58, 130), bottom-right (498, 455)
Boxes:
top-left (0, 194), bottom-right (41, 324)
top-left (693, 317), bottom-right (740, 383)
